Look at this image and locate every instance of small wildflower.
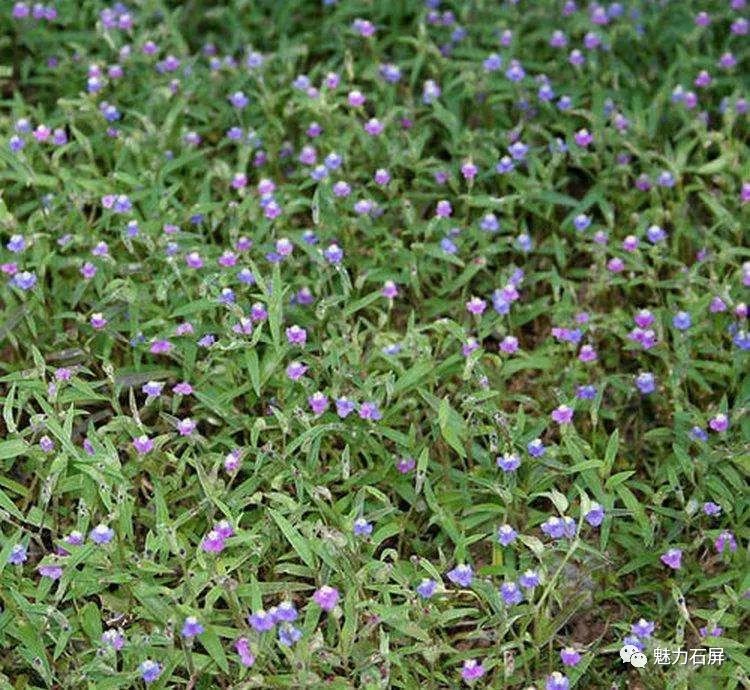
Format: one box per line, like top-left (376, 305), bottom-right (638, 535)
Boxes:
top-left (313, 585), bottom-right (340, 611)
top-left (447, 564), bottom-right (473, 587)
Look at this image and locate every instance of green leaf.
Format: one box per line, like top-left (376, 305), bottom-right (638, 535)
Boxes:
top-left (0, 439), bottom-right (28, 461)
top-left (201, 627), bottom-right (229, 673)
top-left (268, 509), bottom-right (316, 569)
top-left (438, 397), bottom-right (466, 458)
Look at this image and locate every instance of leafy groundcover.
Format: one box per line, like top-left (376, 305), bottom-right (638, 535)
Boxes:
top-left (0, 1), bottom-right (748, 688)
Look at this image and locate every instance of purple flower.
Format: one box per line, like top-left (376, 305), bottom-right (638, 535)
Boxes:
top-left (672, 311), bottom-right (692, 331)
top-left (248, 610), bottom-right (276, 633)
top-left (574, 129), bottom-right (593, 147)
top-left (353, 517), bottom-right (373, 537)
top-left (132, 435), bottom-right (154, 455)
top-left (635, 373), bottom-right (655, 395)
top-left (699, 625), bottom-right (723, 639)
top-left (363, 118), bottom-right (384, 136)
top-left (374, 168), bottom-right (391, 186)
top-left (324, 243), bottom-right (344, 264)
top-left (708, 414), bottom-right (728, 432)
top-left (313, 585), bottom-right (340, 611)
top-left (229, 91), bottom-right (249, 108)
top-left (551, 405), bottom-right (573, 425)
top-left (286, 362), bottom-right (308, 381)
top-left (8, 544), bottom-right (27, 565)
top-left (508, 142), bottom-right (528, 160)
top-left (460, 162), bottom-right (477, 180)
top-left (500, 581), bottom-right (523, 605)
top-left (560, 648), bottom-right (581, 666)
top-left (142, 381), bottom-right (164, 397)
top-left (181, 616), bottom-right (205, 638)
top-left (7, 234), bottom-right (26, 253)
top-left (173, 382), bottom-right (193, 395)
top-left (90, 313), bottom-right (107, 330)
top-left (285, 325), bottom-right (307, 345)
top-left (352, 18), bottom-right (375, 37)
top-left (466, 297), bottom-right (487, 315)
top-left (496, 156), bottom-right (515, 174)
top-left (714, 530), bottom-right (737, 554)
top-left (541, 516), bottom-right (575, 539)
top-left (519, 569), bottom-right (540, 589)
top-left (646, 224), bottom-right (667, 243)
top-left (395, 456), bottom-right (416, 473)
top-left (658, 170), bottom-right (676, 187)
top-left (585, 503), bottom-right (605, 527)
top-left (702, 502), bottom-right (721, 517)
top-left (416, 578), bottom-right (437, 599)
top-left (623, 634), bottom-right (645, 652)
top-left (65, 531), bottom-right (84, 547)
top-left (359, 401), bottom-right (382, 421)
top-left (660, 548), bottom-right (682, 570)
top-left (381, 280), bottom-right (398, 299)
top-left (139, 660), bottom-right (162, 684)
top-left (11, 271), bottom-right (37, 290)
top-left (329, 397), bottom-right (355, 419)
top-left (278, 624), bottom-right (302, 646)
top-left (497, 524), bottom-right (518, 546)
top-left (496, 453), bottom-right (521, 473)
top-left (213, 520), bottom-right (234, 540)
top-left (484, 53), bottom-right (502, 71)
top-left (447, 564), bottom-right (473, 587)
top-left (275, 602), bottom-right (298, 623)
top-left (89, 524), bottom-right (114, 545)
top-left (505, 59), bottom-right (525, 81)
top-left (378, 63), bottom-right (401, 83)
top-left (690, 426), bottom-right (709, 442)
top-left (461, 659), bottom-right (485, 682)
top-left (308, 392), bottom-right (329, 416)
top-left (150, 339), bottom-right (173, 354)
top-left (224, 449), bottom-right (242, 473)
top-left (572, 214), bottom-right (591, 232)
top-left (201, 530), bottom-right (225, 553)
top-left (177, 418), bottom-right (197, 436)
top-left (479, 213), bottom-right (499, 232)
top-left (631, 619), bottom-right (655, 638)
top-left (499, 336), bottom-right (519, 354)
top-left (578, 344), bottom-right (597, 362)
top-left (235, 637), bottom-right (255, 667)
top-left (527, 439), bottom-right (546, 458)
top-left (546, 672), bottom-right (570, 690)
top-left (436, 200), bottom-right (452, 218)
top-left (101, 629), bottom-right (125, 651)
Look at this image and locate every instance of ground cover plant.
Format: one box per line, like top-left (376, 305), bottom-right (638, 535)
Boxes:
top-left (0, 0), bottom-right (749, 688)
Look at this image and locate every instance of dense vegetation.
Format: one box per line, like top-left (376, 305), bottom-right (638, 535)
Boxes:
top-left (0, 1), bottom-right (748, 688)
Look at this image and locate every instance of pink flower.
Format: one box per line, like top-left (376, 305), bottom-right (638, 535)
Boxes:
top-left (234, 637), bottom-right (255, 667)
top-left (551, 405), bottom-right (574, 425)
top-left (466, 297), bottom-right (487, 315)
top-left (90, 313), bottom-right (107, 330)
top-left (313, 585), bottom-right (340, 611)
top-left (201, 530), bottom-right (225, 553)
top-left (660, 548), bottom-right (682, 570)
top-left (132, 435), bottom-right (154, 455)
top-left (177, 418), bottom-right (197, 436)
top-left (150, 339), bottom-right (172, 354)
top-left (461, 659), bottom-right (485, 682)
top-left (574, 128), bottom-right (593, 147)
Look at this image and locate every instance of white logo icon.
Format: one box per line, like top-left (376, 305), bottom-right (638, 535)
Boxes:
top-left (620, 645), bottom-right (648, 667)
